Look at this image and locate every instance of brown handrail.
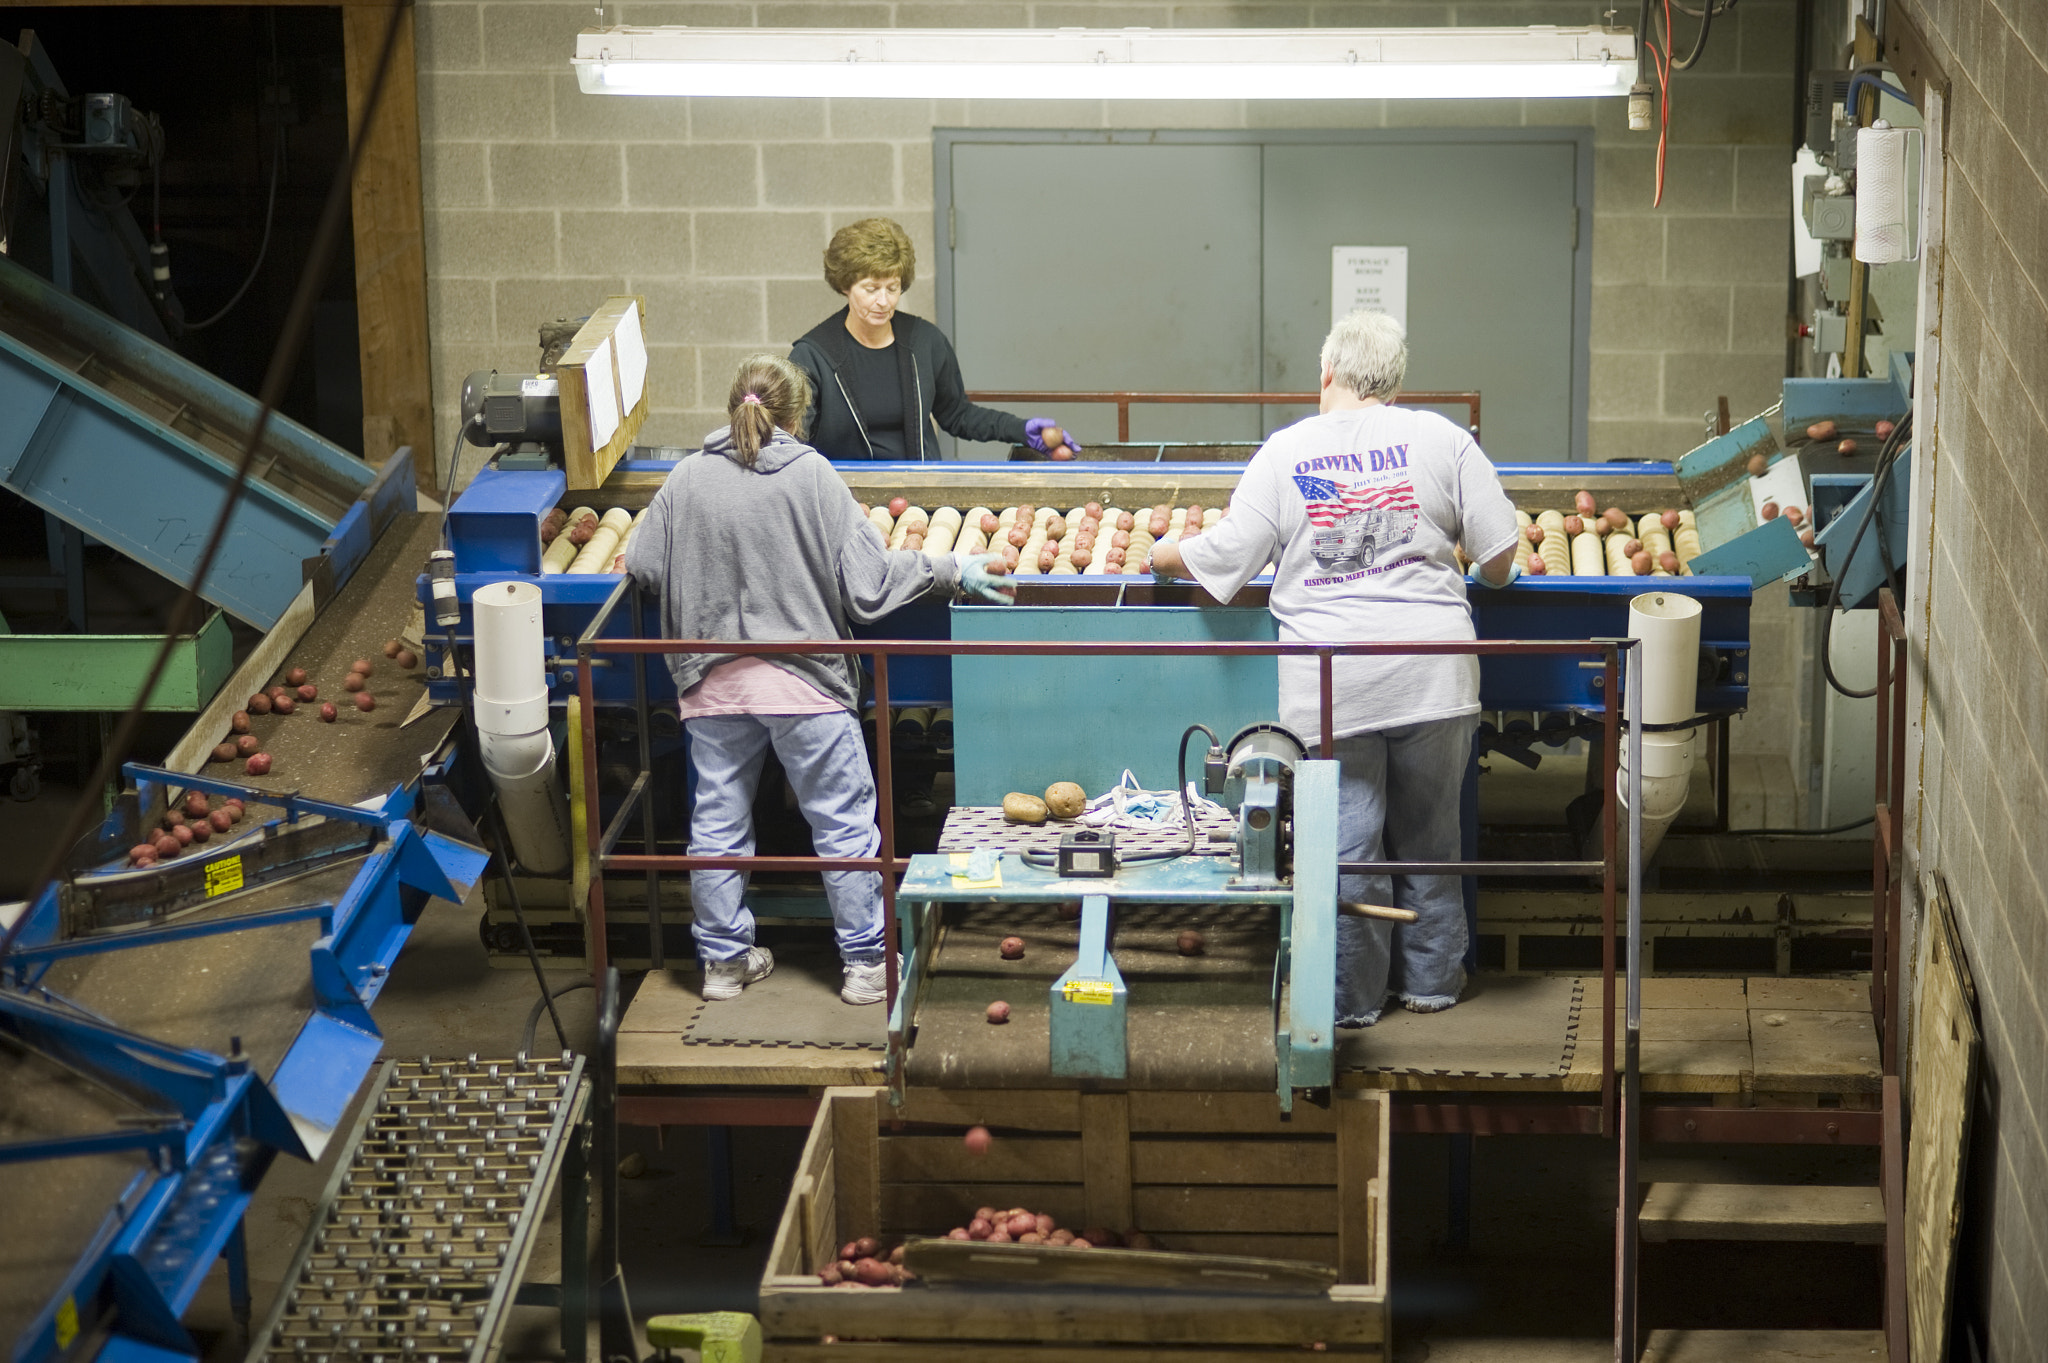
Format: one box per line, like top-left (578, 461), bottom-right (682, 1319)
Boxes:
top-left (967, 389), bottom-right (1482, 443)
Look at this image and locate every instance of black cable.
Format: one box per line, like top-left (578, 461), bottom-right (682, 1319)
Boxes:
top-left (186, 14), bottom-right (285, 333)
top-left (1727, 815), bottom-right (1875, 836)
top-left (1658, 0), bottom-right (1718, 71)
top-left (523, 980), bottom-right (593, 1057)
top-left (1819, 410), bottom-right (1911, 700)
top-left (10, 2), bottom-right (411, 944)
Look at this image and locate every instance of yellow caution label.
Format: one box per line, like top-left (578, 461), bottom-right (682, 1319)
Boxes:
top-left (54, 1297), bottom-right (78, 1348)
top-left (204, 856), bottom-right (245, 897)
top-left (1062, 979), bottom-right (1116, 1006)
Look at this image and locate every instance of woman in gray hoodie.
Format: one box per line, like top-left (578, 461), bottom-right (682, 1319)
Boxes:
top-left (625, 355), bottom-right (1013, 1005)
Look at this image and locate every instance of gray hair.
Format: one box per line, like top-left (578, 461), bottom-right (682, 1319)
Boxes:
top-left (1319, 309), bottom-right (1408, 402)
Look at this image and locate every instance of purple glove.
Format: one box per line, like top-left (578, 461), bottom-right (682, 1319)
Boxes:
top-left (1025, 418), bottom-right (1082, 454)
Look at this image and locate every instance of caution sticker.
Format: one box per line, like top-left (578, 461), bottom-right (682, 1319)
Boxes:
top-left (54, 1297), bottom-right (78, 1348)
top-left (204, 856), bottom-right (245, 897)
top-left (1061, 979), bottom-right (1116, 1006)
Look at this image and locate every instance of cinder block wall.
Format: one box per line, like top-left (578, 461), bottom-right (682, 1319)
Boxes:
top-left (413, 0), bottom-right (1802, 757)
top-left (1895, 3), bottom-right (2048, 1355)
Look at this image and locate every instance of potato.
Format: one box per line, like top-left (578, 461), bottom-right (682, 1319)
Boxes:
top-left (189, 821), bottom-right (211, 844)
top-left (172, 824), bottom-right (194, 846)
top-left (1875, 419), bottom-right (1895, 439)
top-left (1562, 514), bottom-right (1584, 537)
top-left (1574, 490), bottom-right (1596, 516)
top-left (1658, 550), bottom-right (1680, 573)
top-left (1661, 509), bottom-right (1682, 530)
top-left (1602, 507), bottom-right (1629, 532)
top-left (320, 702), bottom-right (339, 722)
top-left (1043, 781), bottom-right (1086, 818)
top-left (1177, 929), bottom-right (1205, 956)
top-left (246, 753), bottom-right (272, 776)
top-left (355, 692), bottom-right (376, 712)
top-left (154, 835), bottom-right (180, 859)
top-left (352, 658), bottom-right (374, 676)
top-left (296, 683), bottom-right (318, 702)
top-left (273, 695), bottom-right (295, 715)
top-left (247, 692), bottom-right (272, 716)
top-left (1525, 556), bottom-right (1548, 575)
top-left (965, 1124), bottom-right (994, 1155)
top-left (853, 1258), bottom-right (892, 1287)
top-left (235, 735), bottom-right (261, 756)
top-left (344, 673), bottom-right (366, 692)
top-left (209, 810), bottom-right (234, 833)
top-left (1760, 500), bottom-right (1779, 520)
top-left (230, 710), bottom-right (251, 735)
top-left (1806, 419), bottom-right (1837, 441)
top-left (1630, 551), bottom-right (1653, 575)
top-left (1007, 1212), bottom-right (1037, 1237)
top-left (1747, 453), bottom-right (1769, 476)
top-left (285, 667), bottom-right (307, 687)
top-left (130, 843), bottom-right (156, 863)
top-left (1002, 792), bottom-right (1048, 824)
top-left (888, 496), bottom-right (909, 517)
top-left (999, 937), bottom-right (1025, 960)
top-left (1837, 438), bottom-right (1858, 455)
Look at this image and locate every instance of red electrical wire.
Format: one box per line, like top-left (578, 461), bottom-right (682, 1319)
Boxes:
top-left (1651, 0), bottom-right (1673, 206)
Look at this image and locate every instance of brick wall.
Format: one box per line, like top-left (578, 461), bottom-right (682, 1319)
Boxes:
top-left (1894, 2), bottom-right (2048, 1355)
top-left (414, 0), bottom-right (1803, 759)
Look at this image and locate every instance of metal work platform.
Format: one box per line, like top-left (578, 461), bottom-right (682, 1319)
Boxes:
top-left (248, 1055), bottom-right (590, 1363)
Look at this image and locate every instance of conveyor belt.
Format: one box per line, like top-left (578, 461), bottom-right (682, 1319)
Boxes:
top-left (247, 1055), bottom-right (587, 1363)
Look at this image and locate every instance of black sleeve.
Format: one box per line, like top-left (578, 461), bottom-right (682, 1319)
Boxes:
top-left (926, 327), bottom-right (1029, 448)
top-left (788, 339), bottom-right (827, 444)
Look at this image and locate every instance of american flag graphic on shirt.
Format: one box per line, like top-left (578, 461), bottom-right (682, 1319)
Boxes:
top-left (1293, 474), bottom-right (1420, 526)
top-left (1293, 474), bottom-right (1421, 569)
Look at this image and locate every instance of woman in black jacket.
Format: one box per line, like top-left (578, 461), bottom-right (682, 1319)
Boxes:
top-left (789, 218), bottom-right (1078, 462)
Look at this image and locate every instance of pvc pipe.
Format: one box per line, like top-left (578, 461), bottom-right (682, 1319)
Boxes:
top-left (1617, 590), bottom-right (1704, 865)
top-left (472, 579), bottom-right (570, 874)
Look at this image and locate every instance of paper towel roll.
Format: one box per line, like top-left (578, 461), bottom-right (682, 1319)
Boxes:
top-left (1855, 121), bottom-right (1914, 264)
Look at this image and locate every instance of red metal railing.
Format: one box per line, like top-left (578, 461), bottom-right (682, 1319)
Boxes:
top-left (967, 389), bottom-right (1483, 444)
top-left (1872, 586), bottom-right (1910, 1363)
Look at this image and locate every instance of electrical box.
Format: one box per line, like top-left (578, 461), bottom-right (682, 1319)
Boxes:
top-left (1803, 177), bottom-right (1857, 240)
top-left (1809, 308), bottom-right (1848, 358)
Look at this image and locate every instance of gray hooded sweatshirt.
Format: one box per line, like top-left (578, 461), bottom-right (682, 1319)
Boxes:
top-left (623, 426), bottom-right (959, 710)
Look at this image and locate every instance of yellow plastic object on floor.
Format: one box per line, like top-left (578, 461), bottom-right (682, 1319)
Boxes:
top-left (645, 1312), bottom-right (761, 1363)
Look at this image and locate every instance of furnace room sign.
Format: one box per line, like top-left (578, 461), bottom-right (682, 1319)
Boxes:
top-left (1331, 246), bottom-right (1409, 331)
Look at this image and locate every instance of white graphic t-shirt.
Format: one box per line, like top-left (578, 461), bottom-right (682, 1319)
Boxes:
top-left (1179, 403), bottom-right (1518, 743)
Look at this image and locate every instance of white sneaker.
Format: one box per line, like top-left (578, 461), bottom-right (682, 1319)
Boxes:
top-left (702, 946), bottom-right (774, 1001)
top-left (841, 959), bottom-right (888, 1006)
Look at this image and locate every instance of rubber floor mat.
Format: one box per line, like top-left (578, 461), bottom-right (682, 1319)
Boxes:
top-left (678, 944), bottom-right (886, 1050)
top-left (1337, 973), bottom-right (1583, 1078)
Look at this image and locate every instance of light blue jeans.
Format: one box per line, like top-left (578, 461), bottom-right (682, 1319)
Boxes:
top-left (684, 710), bottom-right (886, 966)
top-left (1333, 716), bottom-right (1475, 1025)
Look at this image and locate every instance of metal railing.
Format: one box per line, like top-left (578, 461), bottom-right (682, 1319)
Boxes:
top-left (967, 389), bottom-right (1483, 443)
top-left (1873, 586), bottom-right (1910, 1363)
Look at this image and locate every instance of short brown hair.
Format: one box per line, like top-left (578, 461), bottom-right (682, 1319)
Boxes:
top-left (824, 218), bottom-right (916, 295)
top-left (725, 354), bottom-right (811, 469)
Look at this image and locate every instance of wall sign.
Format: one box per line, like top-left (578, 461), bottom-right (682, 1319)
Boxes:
top-left (1331, 246), bottom-right (1409, 331)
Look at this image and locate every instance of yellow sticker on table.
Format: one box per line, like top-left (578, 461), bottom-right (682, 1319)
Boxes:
top-left (1062, 979), bottom-right (1116, 1005)
top-left (54, 1297), bottom-right (78, 1348)
top-left (946, 851), bottom-right (1002, 890)
top-left (204, 856), bottom-right (245, 897)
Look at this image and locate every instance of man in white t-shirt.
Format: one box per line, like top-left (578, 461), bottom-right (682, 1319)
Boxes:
top-left (1150, 310), bottom-right (1519, 1025)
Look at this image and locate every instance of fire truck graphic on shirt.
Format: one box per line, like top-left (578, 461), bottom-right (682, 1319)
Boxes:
top-left (1293, 473), bottom-right (1420, 571)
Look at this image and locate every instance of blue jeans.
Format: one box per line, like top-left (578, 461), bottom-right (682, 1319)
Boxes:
top-left (684, 711), bottom-right (885, 966)
top-left (1333, 716), bottom-right (1475, 1025)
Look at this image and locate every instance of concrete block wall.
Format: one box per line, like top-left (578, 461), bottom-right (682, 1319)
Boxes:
top-left (1895, 2), bottom-right (2048, 1356)
top-left (414, 0), bottom-right (1802, 762)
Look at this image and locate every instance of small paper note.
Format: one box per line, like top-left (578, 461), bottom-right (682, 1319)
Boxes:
top-left (949, 849), bottom-right (1002, 889)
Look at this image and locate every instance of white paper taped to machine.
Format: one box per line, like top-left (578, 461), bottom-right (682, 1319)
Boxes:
top-left (1855, 121), bottom-right (1919, 264)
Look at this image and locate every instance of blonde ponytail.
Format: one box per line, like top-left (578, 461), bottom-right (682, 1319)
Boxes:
top-left (725, 355), bottom-right (811, 469)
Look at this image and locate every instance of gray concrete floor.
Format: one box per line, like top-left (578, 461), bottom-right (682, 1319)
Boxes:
top-left (154, 887), bottom-right (1879, 1363)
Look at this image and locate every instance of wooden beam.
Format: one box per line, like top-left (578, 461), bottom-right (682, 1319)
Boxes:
top-left (341, 3), bottom-right (432, 470)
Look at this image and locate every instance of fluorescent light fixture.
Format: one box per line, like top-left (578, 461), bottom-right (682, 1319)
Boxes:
top-left (572, 26), bottom-right (1637, 100)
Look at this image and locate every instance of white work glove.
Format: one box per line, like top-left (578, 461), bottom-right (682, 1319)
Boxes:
top-left (1467, 558), bottom-right (1521, 589)
top-left (954, 552), bottom-right (1016, 605)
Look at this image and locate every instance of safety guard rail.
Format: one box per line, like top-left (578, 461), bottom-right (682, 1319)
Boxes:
top-left (966, 389), bottom-right (1482, 443)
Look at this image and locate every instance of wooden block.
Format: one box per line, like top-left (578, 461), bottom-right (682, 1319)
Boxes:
top-left (1749, 1010), bottom-right (1881, 1093)
top-left (1336, 1092), bottom-right (1385, 1286)
top-left (1638, 1039), bottom-right (1751, 1093)
top-left (1130, 1138), bottom-right (1336, 1186)
top-left (1909, 886), bottom-right (1979, 1363)
top-left (557, 295), bottom-right (650, 490)
top-left (1641, 1329), bottom-right (1887, 1361)
top-left (1080, 1092), bottom-right (1134, 1230)
top-left (1747, 976), bottom-right (1870, 1011)
top-left (1638, 1182), bottom-right (1884, 1243)
top-left (831, 1090), bottom-right (881, 1248)
top-left (879, 1134), bottom-right (1082, 1186)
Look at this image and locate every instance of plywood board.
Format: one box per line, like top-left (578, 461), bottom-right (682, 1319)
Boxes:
top-left (1749, 1009), bottom-right (1881, 1093)
top-left (1638, 1182), bottom-right (1884, 1243)
top-left (1908, 880), bottom-right (1979, 1363)
top-left (1130, 1139), bottom-right (1337, 1186)
top-left (557, 296), bottom-right (649, 490)
top-left (1748, 976), bottom-right (1870, 1011)
top-left (1080, 1092), bottom-right (1134, 1230)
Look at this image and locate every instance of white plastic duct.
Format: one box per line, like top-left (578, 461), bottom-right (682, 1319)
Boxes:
top-left (1619, 591), bottom-right (1704, 866)
top-left (472, 580), bottom-right (571, 874)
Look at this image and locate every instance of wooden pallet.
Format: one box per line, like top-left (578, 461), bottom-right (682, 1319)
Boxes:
top-left (759, 1087), bottom-right (1389, 1357)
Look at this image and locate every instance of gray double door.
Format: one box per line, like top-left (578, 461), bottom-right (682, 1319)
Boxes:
top-left (939, 131), bottom-right (1589, 463)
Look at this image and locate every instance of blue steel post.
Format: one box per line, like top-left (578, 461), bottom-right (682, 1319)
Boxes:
top-left (1286, 760), bottom-right (1339, 1093)
top-left (1050, 892), bottom-right (1126, 1080)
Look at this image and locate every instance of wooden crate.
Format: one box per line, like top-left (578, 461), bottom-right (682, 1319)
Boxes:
top-left (760, 1087), bottom-right (1389, 1359)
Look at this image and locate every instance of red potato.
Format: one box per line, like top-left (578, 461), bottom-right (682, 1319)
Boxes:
top-left (354, 692), bottom-right (376, 712)
top-left (172, 823), bottom-right (195, 846)
top-left (384, 638), bottom-right (403, 659)
top-left (968, 1217), bottom-right (994, 1239)
top-left (1019, 1232), bottom-right (1044, 1244)
top-left (853, 1258), bottom-right (893, 1288)
top-left (816, 1263), bottom-right (845, 1285)
top-left (396, 649), bottom-right (418, 669)
top-left (1007, 1213), bottom-right (1037, 1237)
top-left (1035, 1213), bottom-right (1055, 1237)
top-left (1875, 419), bottom-right (1895, 439)
top-left (888, 497), bottom-right (909, 518)
top-left (162, 809), bottom-right (185, 830)
top-left (130, 843), bottom-right (157, 863)
top-left (344, 673), bottom-right (366, 692)
top-left (1038, 545), bottom-right (1058, 572)
top-left (1760, 500), bottom-right (1780, 521)
top-left (986, 1000), bottom-right (1011, 1025)
top-left (1525, 556), bottom-right (1548, 576)
top-left (854, 1237), bottom-right (882, 1260)
top-left (999, 935), bottom-right (1026, 959)
top-left (132, 854), bottom-right (157, 870)
top-left (1069, 1238), bottom-right (1093, 1250)
top-left (1106, 547), bottom-right (1127, 567)
top-left (1111, 529), bottom-right (1131, 549)
top-left (1603, 507), bottom-right (1629, 532)
top-left (1116, 511), bottom-right (1135, 531)
top-left (236, 735), bottom-right (261, 756)
top-left (231, 711), bottom-right (251, 734)
top-left (285, 667), bottom-right (307, 687)
top-left (1806, 419), bottom-right (1837, 441)
top-left (1016, 503), bottom-right (1036, 521)
top-left (980, 512), bottom-right (999, 534)
top-left (1800, 528), bottom-right (1817, 548)
top-left (248, 693), bottom-right (272, 715)
top-left (352, 658), bottom-right (374, 676)
top-left (320, 702), bottom-right (339, 723)
top-left (568, 522), bottom-right (594, 546)
top-left (1070, 548), bottom-right (1093, 569)
top-left (1747, 453), bottom-right (1769, 476)
top-left (903, 533), bottom-right (924, 551)
top-left (1000, 545), bottom-right (1019, 569)
top-left (1658, 550), bottom-right (1680, 574)
top-left (296, 683), bottom-right (318, 702)
top-left (889, 1245), bottom-right (907, 1266)
top-left (1661, 509), bottom-right (1682, 530)
top-left (209, 810), bottom-right (233, 833)
top-left (268, 686), bottom-right (289, 702)
top-left (1185, 503), bottom-right (1204, 524)
top-left (189, 821), bottom-right (210, 844)
top-left (986, 1228), bottom-right (1012, 1243)
top-left (1084, 501), bottom-right (1103, 519)
top-left (224, 801), bottom-right (244, 823)
top-left (273, 695), bottom-right (295, 715)
top-left (246, 754), bottom-right (272, 776)
top-left (1007, 525), bottom-right (1030, 549)
top-left (1785, 505), bottom-right (1806, 527)
top-left (965, 1125), bottom-right (994, 1155)
top-left (1049, 1229), bottom-right (1075, 1246)
top-left (1178, 929), bottom-right (1205, 956)
top-left (1526, 525), bottom-right (1545, 545)
top-left (212, 741), bottom-right (238, 764)
top-left (154, 835), bottom-right (180, 859)
top-left (947, 1227), bottom-right (971, 1241)
top-left (1563, 514), bottom-right (1584, 536)
top-left (1622, 538), bottom-right (1643, 557)
top-left (1149, 516), bottom-right (1169, 538)
top-left (1631, 551), bottom-right (1653, 575)
top-left (1837, 438), bottom-right (1858, 455)
top-left (1574, 490), bottom-right (1597, 516)
top-left (1045, 514), bottom-right (1067, 540)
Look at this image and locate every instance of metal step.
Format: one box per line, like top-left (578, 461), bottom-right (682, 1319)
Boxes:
top-left (0, 253), bottom-right (378, 629)
top-left (1639, 1182), bottom-right (1884, 1243)
top-left (1643, 1329), bottom-right (1886, 1361)
top-left (246, 1054), bottom-right (589, 1363)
